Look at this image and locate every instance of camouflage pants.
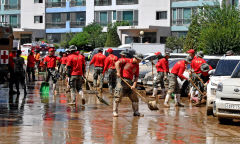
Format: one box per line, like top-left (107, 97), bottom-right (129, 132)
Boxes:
top-left (191, 73), bottom-right (205, 101)
top-left (153, 72), bottom-right (165, 88)
top-left (93, 67), bottom-right (104, 88)
top-left (114, 78), bottom-right (138, 103)
top-left (108, 69), bottom-right (117, 92)
top-left (46, 68), bottom-right (57, 84)
top-left (59, 64), bottom-right (66, 79)
top-left (167, 73), bottom-right (180, 95)
top-left (70, 75), bottom-right (83, 94)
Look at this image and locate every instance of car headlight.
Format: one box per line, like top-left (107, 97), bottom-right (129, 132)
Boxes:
top-left (211, 82), bottom-right (217, 86)
top-left (217, 83), bottom-right (223, 92)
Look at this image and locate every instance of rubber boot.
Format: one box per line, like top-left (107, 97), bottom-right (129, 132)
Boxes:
top-left (175, 94), bottom-right (184, 107)
top-left (69, 92), bottom-right (76, 105)
top-left (79, 90), bottom-right (85, 105)
top-left (164, 94), bottom-right (170, 108)
top-left (151, 88), bottom-right (158, 98)
top-left (113, 100), bottom-right (119, 117)
top-left (53, 83), bottom-right (57, 95)
top-left (132, 102), bottom-right (144, 117)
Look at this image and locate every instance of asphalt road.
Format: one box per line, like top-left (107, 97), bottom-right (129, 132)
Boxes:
top-left (0, 75), bottom-right (240, 144)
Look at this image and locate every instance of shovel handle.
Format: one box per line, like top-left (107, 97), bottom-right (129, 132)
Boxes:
top-left (188, 78), bottom-right (205, 96)
top-left (120, 77), bottom-right (148, 102)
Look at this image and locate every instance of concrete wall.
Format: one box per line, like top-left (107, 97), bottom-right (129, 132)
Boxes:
top-left (21, 0), bottom-right (45, 30)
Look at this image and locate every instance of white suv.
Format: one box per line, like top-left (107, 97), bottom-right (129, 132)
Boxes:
top-left (207, 56), bottom-right (240, 115)
top-left (214, 62), bottom-right (240, 124)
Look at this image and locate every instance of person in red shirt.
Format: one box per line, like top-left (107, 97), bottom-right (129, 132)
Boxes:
top-left (43, 48), bottom-right (60, 93)
top-left (152, 52), bottom-right (170, 98)
top-left (103, 48), bottom-right (118, 94)
top-left (59, 52), bottom-right (68, 80)
top-left (187, 49), bottom-right (197, 60)
top-left (9, 47), bottom-right (18, 94)
top-left (164, 56), bottom-right (192, 108)
top-left (190, 51), bottom-right (207, 105)
top-left (66, 45), bottom-right (86, 105)
top-left (113, 54), bottom-right (144, 117)
top-left (89, 48), bottom-right (106, 92)
top-left (27, 51), bottom-right (36, 82)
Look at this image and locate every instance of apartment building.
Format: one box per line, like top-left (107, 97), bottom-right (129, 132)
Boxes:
top-left (45, 0), bottom-right (86, 43)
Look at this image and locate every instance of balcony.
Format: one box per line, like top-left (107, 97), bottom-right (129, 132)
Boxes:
top-left (46, 2), bottom-right (66, 8)
top-left (70, 0), bottom-right (86, 7)
top-left (70, 21), bottom-right (86, 28)
top-left (116, 0), bottom-right (138, 5)
top-left (117, 20), bottom-right (138, 26)
top-left (94, 0), bottom-right (112, 6)
top-left (173, 19), bottom-right (191, 25)
top-left (10, 23), bottom-right (20, 28)
top-left (46, 22), bottom-right (66, 28)
top-left (4, 4), bottom-right (20, 10)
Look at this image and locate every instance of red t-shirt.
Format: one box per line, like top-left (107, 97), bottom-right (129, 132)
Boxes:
top-left (155, 58), bottom-right (169, 73)
top-left (67, 53), bottom-right (85, 76)
top-left (119, 58), bottom-right (139, 80)
top-left (9, 52), bottom-right (16, 69)
top-left (44, 55), bottom-right (60, 68)
top-left (27, 55), bottom-right (36, 68)
top-left (61, 56), bottom-right (68, 65)
top-left (90, 53), bottom-right (106, 67)
top-left (103, 54), bottom-right (118, 74)
top-left (191, 57), bottom-right (206, 74)
top-left (171, 60), bottom-right (187, 80)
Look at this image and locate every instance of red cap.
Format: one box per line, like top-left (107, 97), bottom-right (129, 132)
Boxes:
top-left (107, 48), bottom-right (113, 53)
top-left (187, 49), bottom-right (195, 54)
top-left (48, 48), bottom-right (55, 52)
top-left (154, 52), bottom-right (161, 56)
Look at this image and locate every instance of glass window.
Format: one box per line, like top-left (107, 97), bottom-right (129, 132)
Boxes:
top-left (125, 36), bottom-right (133, 44)
top-left (183, 8), bottom-right (191, 24)
top-left (214, 60), bottom-right (239, 76)
top-left (67, 13), bottom-right (70, 21)
top-left (34, 0), bottom-right (43, 3)
top-left (76, 12), bottom-right (85, 22)
top-left (156, 11), bottom-right (167, 20)
top-left (113, 11), bottom-right (116, 20)
top-left (34, 16), bottom-right (43, 23)
top-left (100, 12), bottom-right (107, 26)
top-left (232, 62), bottom-right (240, 78)
top-left (123, 11), bottom-right (133, 24)
top-left (172, 9), bottom-right (176, 24)
top-left (52, 13), bottom-right (61, 22)
top-left (10, 15), bottom-right (17, 27)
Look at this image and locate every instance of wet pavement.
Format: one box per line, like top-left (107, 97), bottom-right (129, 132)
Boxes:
top-left (1, 75), bottom-right (240, 143)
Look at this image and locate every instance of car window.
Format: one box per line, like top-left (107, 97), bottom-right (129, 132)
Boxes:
top-left (232, 62), bottom-right (240, 78)
top-left (105, 50), bottom-right (122, 58)
top-left (205, 59), bottom-right (219, 69)
top-left (214, 60), bottom-right (239, 76)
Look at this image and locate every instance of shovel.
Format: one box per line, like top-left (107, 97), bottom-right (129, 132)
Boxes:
top-left (120, 77), bottom-right (159, 111)
top-left (188, 78), bottom-right (206, 97)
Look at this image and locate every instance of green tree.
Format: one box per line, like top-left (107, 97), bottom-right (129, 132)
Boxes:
top-left (166, 36), bottom-right (185, 53)
top-left (184, 3), bottom-right (240, 54)
top-left (105, 21), bottom-right (130, 47)
top-left (83, 22), bottom-right (103, 48)
top-left (60, 33), bottom-right (74, 48)
top-left (69, 32), bottom-right (89, 48)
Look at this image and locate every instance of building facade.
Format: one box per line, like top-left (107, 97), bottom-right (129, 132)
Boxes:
top-left (0, 0), bottom-right (45, 44)
top-left (45, 0), bottom-right (86, 43)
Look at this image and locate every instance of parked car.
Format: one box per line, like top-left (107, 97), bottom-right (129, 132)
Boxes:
top-left (214, 62), bottom-right (240, 124)
top-left (207, 56), bottom-right (240, 115)
top-left (86, 47), bottom-right (136, 84)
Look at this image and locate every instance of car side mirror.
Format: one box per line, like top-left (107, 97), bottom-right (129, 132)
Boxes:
top-left (208, 69), bottom-right (215, 75)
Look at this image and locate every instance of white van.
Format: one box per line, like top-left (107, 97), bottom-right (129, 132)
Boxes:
top-left (214, 62), bottom-right (240, 123)
top-left (207, 56), bottom-right (240, 115)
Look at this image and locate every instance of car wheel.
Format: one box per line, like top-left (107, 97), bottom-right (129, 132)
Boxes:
top-left (206, 108), bottom-right (213, 116)
top-left (218, 117), bottom-right (232, 124)
top-left (181, 81), bottom-right (190, 97)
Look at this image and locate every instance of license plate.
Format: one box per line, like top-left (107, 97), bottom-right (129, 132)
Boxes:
top-left (225, 104), bottom-right (240, 110)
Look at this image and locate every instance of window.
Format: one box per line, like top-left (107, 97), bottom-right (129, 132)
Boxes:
top-left (156, 11), bottom-right (167, 20)
top-left (100, 12), bottom-right (107, 26)
top-left (172, 9), bottom-right (176, 24)
top-left (10, 15), bottom-right (18, 27)
top-left (67, 13), bottom-right (70, 21)
top-left (113, 11), bottom-right (116, 20)
top-left (123, 11), bottom-right (133, 23)
top-left (52, 13), bottom-right (61, 22)
top-left (34, 16), bottom-right (43, 23)
top-left (76, 12), bottom-right (85, 22)
top-left (34, 0), bottom-right (43, 3)
top-left (183, 8), bottom-right (191, 24)
top-left (214, 60), bottom-right (239, 76)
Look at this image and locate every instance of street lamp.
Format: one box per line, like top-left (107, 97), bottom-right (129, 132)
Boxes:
top-left (139, 30), bottom-right (144, 43)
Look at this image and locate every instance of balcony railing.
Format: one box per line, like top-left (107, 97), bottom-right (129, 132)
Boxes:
top-left (94, 0), bottom-right (112, 6)
top-left (4, 4), bottom-right (20, 10)
top-left (10, 23), bottom-right (20, 28)
top-left (46, 2), bottom-right (66, 8)
top-left (117, 20), bottom-right (138, 26)
top-left (70, 0), bottom-right (86, 7)
top-left (70, 21), bottom-right (86, 28)
top-left (172, 19), bottom-right (191, 25)
top-left (46, 22), bottom-right (66, 28)
top-left (116, 0), bottom-right (138, 5)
